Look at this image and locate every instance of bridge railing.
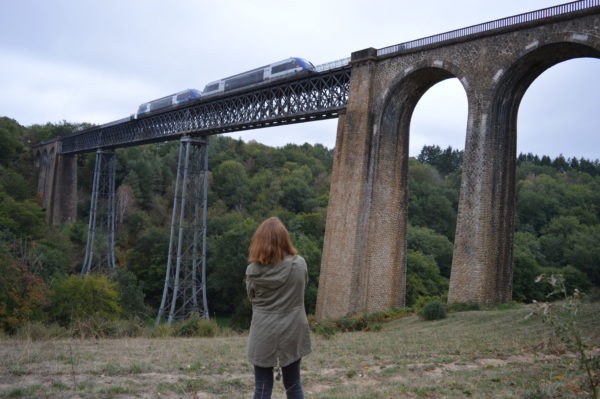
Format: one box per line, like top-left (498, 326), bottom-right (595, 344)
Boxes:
top-left (377, 0), bottom-right (600, 56)
top-left (315, 57), bottom-right (351, 72)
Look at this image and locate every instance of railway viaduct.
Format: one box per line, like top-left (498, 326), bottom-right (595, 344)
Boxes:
top-left (33, 1), bottom-right (600, 320)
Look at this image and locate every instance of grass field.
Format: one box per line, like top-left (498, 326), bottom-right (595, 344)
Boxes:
top-left (1, 302), bottom-right (599, 398)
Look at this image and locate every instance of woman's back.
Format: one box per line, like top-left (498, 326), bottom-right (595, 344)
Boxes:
top-left (246, 255), bottom-right (307, 312)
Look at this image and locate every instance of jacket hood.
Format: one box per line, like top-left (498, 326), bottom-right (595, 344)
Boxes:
top-left (246, 255), bottom-right (296, 290)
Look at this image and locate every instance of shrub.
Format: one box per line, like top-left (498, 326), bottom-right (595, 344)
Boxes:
top-left (308, 307), bottom-right (411, 338)
top-left (15, 321), bottom-right (68, 341)
top-left (173, 314), bottom-right (217, 337)
top-left (418, 300), bottom-right (447, 321)
top-left (336, 315), bottom-right (369, 332)
top-left (69, 315), bottom-right (113, 339)
top-left (148, 323), bottom-right (173, 338)
top-left (413, 295), bottom-right (446, 313)
top-left (49, 274), bottom-right (122, 327)
top-left (308, 316), bottom-right (336, 339)
top-left (364, 307), bottom-right (410, 323)
top-left (106, 318), bottom-right (144, 338)
top-left (584, 287), bottom-right (600, 303)
top-left (114, 269), bottom-right (149, 319)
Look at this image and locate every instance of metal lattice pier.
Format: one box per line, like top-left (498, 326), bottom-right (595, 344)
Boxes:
top-left (80, 149), bottom-right (117, 276)
top-left (155, 137), bottom-right (210, 325)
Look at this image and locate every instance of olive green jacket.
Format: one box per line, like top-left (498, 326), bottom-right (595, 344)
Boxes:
top-left (246, 255), bottom-right (312, 367)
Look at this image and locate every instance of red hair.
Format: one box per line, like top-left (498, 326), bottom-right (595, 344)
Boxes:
top-left (248, 217), bottom-right (297, 265)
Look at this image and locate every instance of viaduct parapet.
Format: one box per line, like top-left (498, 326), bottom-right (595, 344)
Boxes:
top-left (315, 8), bottom-right (600, 319)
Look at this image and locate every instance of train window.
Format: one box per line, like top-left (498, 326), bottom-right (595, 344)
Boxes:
top-left (205, 83), bottom-right (220, 92)
top-left (271, 60), bottom-right (297, 74)
top-left (225, 70), bottom-right (264, 91)
top-left (176, 91), bottom-right (193, 101)
top-left (151, 96), bottom-right (173, 111)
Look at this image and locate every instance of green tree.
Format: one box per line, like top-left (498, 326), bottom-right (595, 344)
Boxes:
top-left (512, 232), bottom-right (544, 302)
top-left (564, 224), bottom-right (600, 286)
top-left (291, 233), bottom-right (322, 314)
top-left (539, 216), bottom-right (580, 267)
top-left (0, 193), bottom-right (47, 239)
top-left (406, 250), bottom-right (448, 306)
top-left (213, 160), bottom-right (251, 210)
top-left (417, 145), bottom-right (463, 175)
top-left (114, 268), bottom-right (149, 319)
top-left (127, 227), bottom-right (169, 309)
top-left (0, 232), bottom-right (49, 332)
top-left (407, 225), bottom-right (453, 278)
top-left (0, 117), bottom-right (24, 167)
top-left (49, 274), bottom-right (121, 326)
top-left (408, 161), bottom-right (457, 239)
top-left (207, 218), bottom-right (257, 321)
top-left (516, 176), bottom-right (562, 234)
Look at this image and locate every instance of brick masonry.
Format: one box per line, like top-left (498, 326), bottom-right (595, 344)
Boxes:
top-left (33, 139), bottom-right (77, 225)
top-left (316, 10), bottom-right (600, 319)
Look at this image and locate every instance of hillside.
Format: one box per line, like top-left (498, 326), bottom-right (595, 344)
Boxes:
top-left (2, 302), bottom-right (599, 398)
top-left (1, 116), bottom-right (599, 334)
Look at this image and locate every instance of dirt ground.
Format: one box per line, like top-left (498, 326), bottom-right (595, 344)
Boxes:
top-left (2, 303), bottom-right (599, 398)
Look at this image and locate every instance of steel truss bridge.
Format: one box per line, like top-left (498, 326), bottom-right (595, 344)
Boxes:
top-left (61, 64), bottom-right (351, 155)
top-left (66, 61), bottom-right (350, 324)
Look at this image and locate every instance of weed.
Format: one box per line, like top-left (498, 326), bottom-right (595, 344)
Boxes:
top-left (99, 385), bottom-right (132, 394)
top-left (308, 316), bottom-right (337, 338)
top-left (345, 369), bottom-right (358, 378)
top-left (51, 381), bottom-right (69, 391)
top-left (6, 366), bottom-right (27, 376)
top-left (309, 307), bottom-right (410, 337)
top-left (528, 273), bottom-right (599, 399)
top-left (524, 389), bottom-right (551, 399)
top-left (128, 363), bottom-right (144, 374)
top-left (0, 384), bottom-right (41, 398)
top-left (14, 322), bottom-right (68, 341)
top-left (447, 301), bottom-right (481, 313)
top-left (486, 302), bottom-right (521, 311)
top-left (100, 364), bottom-right (120, 375)
top-left (150, 322), bottom-right (173, 338)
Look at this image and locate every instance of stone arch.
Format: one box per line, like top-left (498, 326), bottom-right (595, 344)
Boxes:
top-left (379, 59), bottom-right (470, 107)
top-left (34, 149), bottom-right (42, 168)
top-left (493, 34), bottom-right (600, 295)
top-left (493, 33), bottom-right (600, 140)
top-left (449, 33), bottom-right (600, 306)
top-left (360, 64), bottom-right (470, 310)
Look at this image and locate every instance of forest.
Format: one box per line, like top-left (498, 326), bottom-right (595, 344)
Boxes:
top-left (1, 116), bottom-right (599, 333)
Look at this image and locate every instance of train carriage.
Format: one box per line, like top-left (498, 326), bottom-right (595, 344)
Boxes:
top-left (202, 57), bottom-right (315, 97)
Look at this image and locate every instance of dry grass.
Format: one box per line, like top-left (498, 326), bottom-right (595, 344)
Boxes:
top-left (1, 302), bottom-right (599, 398)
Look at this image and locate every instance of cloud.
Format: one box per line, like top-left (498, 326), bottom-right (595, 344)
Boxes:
top-left (0, 51), bottom-right (161, 125)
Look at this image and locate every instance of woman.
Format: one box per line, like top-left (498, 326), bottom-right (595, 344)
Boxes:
top-left (246, 217), bottom-right (312, 399)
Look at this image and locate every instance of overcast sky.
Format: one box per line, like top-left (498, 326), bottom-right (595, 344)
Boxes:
top-left (1, 0), bottom-right (598, 159)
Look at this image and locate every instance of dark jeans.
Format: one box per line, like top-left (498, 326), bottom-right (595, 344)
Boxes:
top-left (253, 358), bottom-right (303, 399)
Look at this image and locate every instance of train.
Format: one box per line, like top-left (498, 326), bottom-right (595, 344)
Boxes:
top-left (134, 57), bottom-right (315, 118)
top-left (136, 88), bottom-right (202, 117)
